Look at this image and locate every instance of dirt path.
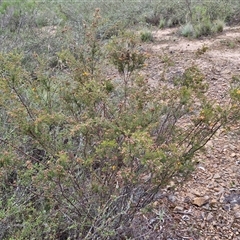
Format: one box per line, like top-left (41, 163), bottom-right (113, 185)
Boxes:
top-left (139, 27), bottom-right (240, 239)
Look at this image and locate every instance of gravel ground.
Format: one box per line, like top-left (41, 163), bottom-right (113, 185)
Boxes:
top-left (129, 26), bottom-right (240, 240)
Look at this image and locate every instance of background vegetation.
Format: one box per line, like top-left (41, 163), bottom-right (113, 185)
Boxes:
top-left (0, 0), bottom-right (240, 239)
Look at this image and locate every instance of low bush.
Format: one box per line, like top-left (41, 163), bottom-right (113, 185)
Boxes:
top-left (0, 3), bottom-right (239, 239)
top-left (159, 18), bottom-right (166, 29)
top-left (180, 23), bottom-right (194, 37)
top-left (213, 19), bottom-right (225, 33)
top-left (195, 20), bottom-right (212, 37)
top-left (140, 31), bottom-right (154, 42)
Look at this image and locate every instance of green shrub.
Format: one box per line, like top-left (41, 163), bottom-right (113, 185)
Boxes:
top-left (0, 5), bottom-right (239, 240)
top-left (166, 17), bottom-right (179, 28)
top-left (159, 18), bottom-right (166, 29)
top-left (194, 20), bottom-right (212, 37)
top-left (140, 31), bottom-right (154, 42)
top-left (180, 23), bottom-right (194, 37)
top-left (145, 13), bottom-right (160, 26)
top-left (213, 19), bottom-right (225, 33)
top-left (230, 75), bottom-right (240, 121)
top-left (181, 0), bottom-right (233, 38)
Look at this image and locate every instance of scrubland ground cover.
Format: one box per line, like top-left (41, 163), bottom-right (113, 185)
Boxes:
top-left (0, 0), bottom-right (240, 239)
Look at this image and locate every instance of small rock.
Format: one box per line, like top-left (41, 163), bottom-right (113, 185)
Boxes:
top-left (210, 199), bottom-right (218, 206)
top-left (212, 220), bottom-right (217, 226)
top-left (168, 194), bottom-right (176, 203)
top-left (199, 211), bottom-right (205, 220)
top-left (184, 195), bottom-right (192, 203)
top-left (197, 166), bottom-right (205, 171)
top-left (173, 206), bottom-right (184, 212)
top-left (202, 203), bottom-right (210, 210)
top-left (182, 215), bottom-right (190, 221)
top-left (166, 181), bottom-right (175, 189)
top-left (223, 203), bottom-right (231, 211)
top-left (233, 205), bottom-right (240, 211)
top-left (213, 173), bottom-right (221, 179)
top-left (235, 212), bottom-right (240, 219)
top-left (200, 222), bottom-right (205, 228)
top-left (213, 187), bottom-right (225, 196)
top-left (213, 164), bottom-right (218, 168)
top-left (229, 144), bottom-right (236, 151)
top-left (206, 213), bottom-right (214, 221)
top-left (191, 189), bottom-right (203, 197)
top-left (207, 181), bottom-right (217, 189)
top-left (220, 195), bottom-right (225, 203)
top-left (192, 197), bottom-right (209, 207)
top-left (206, 140), bottom-right (214, 148)
top-left (222, 69), bottom-right (231, 74)
top-left (222, 226), bottom-right (229, 231)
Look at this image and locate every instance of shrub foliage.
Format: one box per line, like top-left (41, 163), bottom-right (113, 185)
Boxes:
top-left (0, 6), bottom-right (239, 240)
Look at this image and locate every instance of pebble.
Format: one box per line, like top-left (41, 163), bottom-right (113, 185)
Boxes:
top-left (173, 206), bottom-right (184, 212)
top-left (202, 203), bottom-right (210, 210)
top-left (206, 213), bottom-right (214, 221)
top-left (200, 222), bottom-right (205, 228)
top-left (168, 194), bottom-right (176, 203)
top-left (213, 173), bottom-right (221, 179)
top-left (191, 189), bottom-right (203, 197)
top-left (233, 205), bottom-right (240, 211)
top-left (235, 212), bottom-right (240, 219)
top-left (192, 197), bottom-right (209, 207)
top-left (210, 199), bottom-right (218, 206)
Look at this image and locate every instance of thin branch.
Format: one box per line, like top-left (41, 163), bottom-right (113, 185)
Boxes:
top-left (12, 86), bottom-right (35, 121)
top-left (0, 137), bottom-right (41, 163)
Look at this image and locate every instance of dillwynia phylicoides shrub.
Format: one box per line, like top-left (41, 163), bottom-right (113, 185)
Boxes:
top-left (0, 10), bottom-right (239, 240)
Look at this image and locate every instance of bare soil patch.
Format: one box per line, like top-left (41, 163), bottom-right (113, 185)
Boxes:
top-left (132, 26), bottom-right (240, 239)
